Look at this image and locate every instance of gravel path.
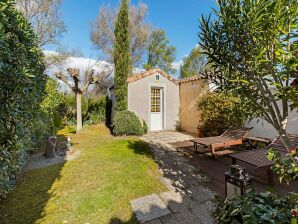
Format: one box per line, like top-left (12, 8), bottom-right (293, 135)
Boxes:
top-left (137, 132), bottom-right (217, 224)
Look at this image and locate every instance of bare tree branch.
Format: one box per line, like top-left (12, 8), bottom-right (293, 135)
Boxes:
top-left (90, 2), bottom-right (151, 66)
top-left (16, 0), bottom-right (66, 47)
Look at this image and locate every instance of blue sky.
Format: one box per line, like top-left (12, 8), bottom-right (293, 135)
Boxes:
top-left (46, 0), bottom-right (217, 62)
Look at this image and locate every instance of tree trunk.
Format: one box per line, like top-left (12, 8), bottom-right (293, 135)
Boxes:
top-left (278, 127), bottom-right (292, 152)
top-left (76, 93), bottom-right (82, 131)
top-left (44, 136), bottom-right (57, 158)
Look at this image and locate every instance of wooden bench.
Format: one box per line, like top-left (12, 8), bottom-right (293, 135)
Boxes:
top-left (190, 127), bottom-right (251, 157)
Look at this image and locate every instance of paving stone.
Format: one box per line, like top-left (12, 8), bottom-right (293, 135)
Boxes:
top-left (130, 194), bottom-right (171, 223)
top-left (160, 210), bottom-right (201, 224)
top-left (159, 191), bottom-right (196, 213)
top-left (146, 219), bottom-right (162, 224)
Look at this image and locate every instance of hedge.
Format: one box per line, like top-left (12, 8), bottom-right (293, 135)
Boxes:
top-left (0, 0), bottom-right (47, 198)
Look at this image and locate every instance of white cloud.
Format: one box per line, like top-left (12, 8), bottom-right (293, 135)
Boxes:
top-left (45, 55), bottom-right (113, 77)
top-left (172, 60), bottom-right (183, 72)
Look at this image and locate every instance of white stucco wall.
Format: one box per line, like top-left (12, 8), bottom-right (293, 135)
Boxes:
top-left (245, 108), bottom-right (298, 138)
top-left (128, 72), bottom-right (180, 131)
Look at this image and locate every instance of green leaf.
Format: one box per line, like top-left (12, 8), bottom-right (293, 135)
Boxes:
top-left (256, 48), bottom-right (266, 60)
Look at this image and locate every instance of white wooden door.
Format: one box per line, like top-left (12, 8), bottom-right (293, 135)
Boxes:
top-left (150, 88), bottom-right (163, 131)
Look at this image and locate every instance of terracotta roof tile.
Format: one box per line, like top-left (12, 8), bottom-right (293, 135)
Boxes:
top-left (127, 68), bottom-right (179, 85)
top-left (178, 74), bottom-right (205, 84)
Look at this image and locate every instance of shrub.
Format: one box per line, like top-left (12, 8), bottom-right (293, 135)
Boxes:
top-left (0, 0), bottom-right (47, 198)
top-left (142, 120), bottom-right (148, 134)
top-left (113, 111), bottom-right (144, 136)
top-left (60, 95), bottom-right (112, 126)
top-left (83, 96), bottom-right (111, 125)
top-left (40, 78), bottom-right (65, 134)
top-left (214, 191), bottom-right (298, 224)
top-left (197, 92), bottom-right (247, 137)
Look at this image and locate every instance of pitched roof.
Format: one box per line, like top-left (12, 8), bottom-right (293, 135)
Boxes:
top-left (127, 68), bottom-right (179, 85)
top-left (178, 74), bottom-right (205, 84)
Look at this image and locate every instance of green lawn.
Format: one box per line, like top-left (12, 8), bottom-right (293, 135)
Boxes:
top-left (0, 125), bottom-right (166, 224)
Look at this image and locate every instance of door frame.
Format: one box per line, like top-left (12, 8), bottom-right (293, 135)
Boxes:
top-left (148, 83), bottom-right (166, 131)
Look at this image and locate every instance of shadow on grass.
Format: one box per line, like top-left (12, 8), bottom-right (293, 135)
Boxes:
top-left (0, 136), bottom-right (69, 224)
top-left (127, 140), bottom-right (154, 159)
top-left (109, 215), bottom-right (138, 224)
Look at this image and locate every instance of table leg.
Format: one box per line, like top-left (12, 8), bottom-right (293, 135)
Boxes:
top-left (211, 147), bottom-right (216, 158)
top-left (267, 168), bottom-right (274, 187)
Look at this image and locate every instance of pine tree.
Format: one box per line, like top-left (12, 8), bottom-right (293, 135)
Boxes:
top-left (114, 0), bottom-right (131, 112)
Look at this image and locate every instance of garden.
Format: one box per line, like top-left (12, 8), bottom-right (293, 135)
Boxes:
top-left (1, 0), bottom-right (298, 223)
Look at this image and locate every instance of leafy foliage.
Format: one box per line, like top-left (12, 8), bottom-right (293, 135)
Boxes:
top-left (40, 78), bottom-right (65, 134)
top-left (0, 0), bottom-right (47, 198)
top-left (197, 92), bottom-right (248, 136)
top-left (59, 95), bottom-right (111, 126)
top-left (200, 0), bottom-right (298, 179)
top-left (113, 0), bottom-right (131, 112)
top-left (142, 120), bottom-right (148, 134)
top-left (267, 149), bottom-right (298, 183)
top-left (144, 29), bottom-right (177, 74)
top-left (180, 47), bottom-right (209, 78)
top-left (214, 191), bottom-right (298, 224)
top-left (113, 111), bottom-right (145, 136)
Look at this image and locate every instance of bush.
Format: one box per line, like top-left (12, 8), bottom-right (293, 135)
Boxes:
top-left (0, 0), bottom-right (47, 198)
top-left (197, 92), bottom-right (247, 137)
top-left (113, 111), bottom-right (144, 136)
top-left (83, 96), bottom-right (111, 125)
top-left (40, 78), bottom-right (65, 134)
top-left (214, 191), bottom-right (298, 224)
top-left (142, 120), bottom-right (148, 134)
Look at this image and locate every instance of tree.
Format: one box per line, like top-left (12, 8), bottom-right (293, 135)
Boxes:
top-left (41, 79), bottom-right (64, 134)
top-left (144, 29), bottom-right (176, 74)
top-left (91, 2), bottom-right (150, 66)
top-left (200, 0), bottom-right (298, 181)
top-left (55, 67), bottom-right (112, 131)
top-left (113, 0), bottom-right (131, 112)
top-left (0, 0), bottom-right (47, 197)
top-left (15, 0), bottom-right (66, 47)
top-left (180, 47), bottom-right (209, 78)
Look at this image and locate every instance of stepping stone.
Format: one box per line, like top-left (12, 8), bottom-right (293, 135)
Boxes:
top-left (146, 220), bottom-right (163, 224)
top-left (160, 191), bottom-right (196, 213)
top-left (130, 194), bottom-right (171, 223)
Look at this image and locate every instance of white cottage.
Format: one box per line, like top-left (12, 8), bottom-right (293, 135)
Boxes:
top-left (127, 69), bottom-right (180, 131)
top-left (109, 68), bottom-right (207, 133)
